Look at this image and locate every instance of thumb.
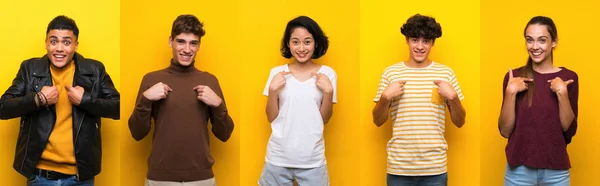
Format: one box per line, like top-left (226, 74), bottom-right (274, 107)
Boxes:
top-left (508, 68), bottom-right (514, 79)
top-left (565, 79), bottom-right (574, 85)
top-left (64, 85), bottom-right (72, 91)
top-left (433, 80), bottom-right (441, 85)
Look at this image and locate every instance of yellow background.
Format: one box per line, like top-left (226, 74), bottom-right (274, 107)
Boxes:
top-left (0, 0), bottom-right (121, 185)
top-left (239, 0), bottom-right (360, 185)
top-left (360, 0), bottom-right (481, 185)
top-left (480, 0), bottom-right (600, 185)
top-left (119, 0), bottom-right (241, 186)
top-left (2, 0), bottom-right (599, 185)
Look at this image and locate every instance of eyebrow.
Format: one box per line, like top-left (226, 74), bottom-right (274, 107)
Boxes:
top-left (526, 35), bottom-right (549, 39)
top-left (175, 39), bottom-right (199, 43)
top-left (48, 36), bottom-right (73, 40)
top-left (290, 37), bottom-right (313, 40)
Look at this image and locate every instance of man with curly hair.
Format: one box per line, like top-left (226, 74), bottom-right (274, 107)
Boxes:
top-left (371, 14), bottom-right (466, 186)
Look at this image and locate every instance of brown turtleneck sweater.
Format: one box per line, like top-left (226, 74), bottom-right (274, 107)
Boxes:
top-left (128, 59), bottom-right (234, 181)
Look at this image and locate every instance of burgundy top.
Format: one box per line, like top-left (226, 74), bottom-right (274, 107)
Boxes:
top-left (502, 67), bottom-right (578, 170)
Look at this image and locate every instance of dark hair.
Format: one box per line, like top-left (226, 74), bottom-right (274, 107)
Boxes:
top-left (400, 14), bottom-right (442, 42)
top-left (519, 16), bottom-right (558, 106)
top-left (171, 14), bottom-right (205, 39)
top-left (46, 15), bottom-right (79, 40)
top-left (280, 16), bottom-right (329, 59)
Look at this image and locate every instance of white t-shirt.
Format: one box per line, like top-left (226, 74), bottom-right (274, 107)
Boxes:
top-left (263, 64), bottom-right (337, 168)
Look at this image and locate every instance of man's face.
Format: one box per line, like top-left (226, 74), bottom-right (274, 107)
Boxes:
top-left (169, 33), bottom-right (200, 66)
top-left (406, 37), bottom-right (433, 64)
top-left (46, 29), bottom-right (78, 68)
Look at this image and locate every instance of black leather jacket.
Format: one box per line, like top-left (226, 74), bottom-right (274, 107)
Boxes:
top-left (0, 53), bottom-right (120, 180)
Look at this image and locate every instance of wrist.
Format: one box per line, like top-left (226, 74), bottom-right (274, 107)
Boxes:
top-left (505, 89), bottom-right (517, 96)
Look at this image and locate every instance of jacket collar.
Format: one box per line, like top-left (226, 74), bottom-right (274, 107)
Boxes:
top-left (32, 52), bottom-right (93, 77)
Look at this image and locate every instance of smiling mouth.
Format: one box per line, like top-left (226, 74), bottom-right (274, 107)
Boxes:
top-left (530, 51), bottom-right (543, 57)
top-left (296, 53), bottom-right (308, 58)
top-left (180, 54), bottom-right (193, 60)
top-left (414, 50), bottom-right (426, 55)
top-left (53, 54), bottom-right (66, 60)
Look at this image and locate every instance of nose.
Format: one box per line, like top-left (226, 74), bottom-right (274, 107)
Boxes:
top-left (532, 41), bottom-right (540, 50)
top-left (416, 41), bottom-right (424, 50)
top-left (300, 43), bottom-right (305, 52)
top-left (183, 43), bottom-right (191, 53)
top-left (56, 43), bottom-right (64, 52)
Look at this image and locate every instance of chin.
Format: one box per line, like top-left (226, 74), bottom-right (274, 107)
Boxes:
top-left (51, 61), bottom-right (68, 68)
top-left (177, 59), bottom-right (193, 66)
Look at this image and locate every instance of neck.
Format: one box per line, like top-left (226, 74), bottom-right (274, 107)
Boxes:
top-left (50, 60), bottom-right (75, 71)
top-left (405, 58), bottom-right (432, 68)
top-left (532, 58), bottom-right (557, 73)
top-left (168, 59), bottom-right (196, 73)
top-left (291, 60), bottom-right (317, 71)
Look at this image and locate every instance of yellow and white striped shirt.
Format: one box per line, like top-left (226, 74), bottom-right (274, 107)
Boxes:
top-left (374, 61), bottom-right (464, 176)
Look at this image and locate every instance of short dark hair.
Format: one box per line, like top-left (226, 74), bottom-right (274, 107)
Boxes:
top-left (400, 14), bottom-right (442, 41)
top-left (280, 16), bottom-right (329, 59)
top-left (46, 15), bottom-right (79, 40)
top-left (171, 14), bottom-right (205, 39)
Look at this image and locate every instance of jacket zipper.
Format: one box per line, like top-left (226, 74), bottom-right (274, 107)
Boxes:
top-left (20, 119), bottom-right (31, 171)
top-left (74, 112), bottom-right (85, 180)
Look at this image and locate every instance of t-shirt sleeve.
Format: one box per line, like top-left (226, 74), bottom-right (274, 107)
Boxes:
top-left (263, 68), bottom-right (278, 96)
top-left (374, 68), bottom-right (390, 102)
top-left (448, 69), bottom-right (465, 101)
top-left (329, 70), bottom-right (338, 103)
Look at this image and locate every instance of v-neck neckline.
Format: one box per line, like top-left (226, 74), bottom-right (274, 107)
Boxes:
top-left (285, 64), bottom-right (323, 84)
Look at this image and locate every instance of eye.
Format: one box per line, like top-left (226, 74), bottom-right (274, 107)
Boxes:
top-left (50, 40), bottom-right (57, 45)
top-left (292, 41), bottom-right (299, 45)
top-left (177, 40), bottom-right (185, 44)
top-left (526, 38), bottom-right (533, 43)
top-left (304, 40), bottom-right (312, 45)
top-left (539, 39), bottom-right (546, 44)
top-left (63, 41), bottom-right (71, 46)
top-left (411, 38), bottom-right (418, 43)
top-left (423, 39), bottom-right (431, 44)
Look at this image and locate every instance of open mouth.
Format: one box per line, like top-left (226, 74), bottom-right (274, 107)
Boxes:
top-left (53, 54), bottom-right (66, 61)
top-left (180, 54), bottom-right (193, 61)
top-left (530, 51), bottom-right (543, 57)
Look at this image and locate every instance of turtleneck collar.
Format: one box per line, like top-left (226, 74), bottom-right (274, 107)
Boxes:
top-left (167, 58), bottom-right (196, 73)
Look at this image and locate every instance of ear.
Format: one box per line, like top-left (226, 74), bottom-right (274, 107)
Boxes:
top-left (168, 36), bottom-right (173, 48)
top-left (552, 40), bottom-right (557, 48)
top-left (74, 41), bottom-right (79, 51)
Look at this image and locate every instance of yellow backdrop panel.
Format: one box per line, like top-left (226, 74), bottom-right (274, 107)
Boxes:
top-left (120, 0), bottom-right (241, 186)
top-left (480, 0), bottom-right (600, 185)
top-left (0, 1), bottom-right (121, 186)
top-left (360, 0), bottom-right (481, 185)
top-left (238, 0), bottom-right (360, 185)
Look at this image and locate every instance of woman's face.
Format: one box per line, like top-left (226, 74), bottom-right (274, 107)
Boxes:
top-left (525, 24), bottom-right (556, 64)
top-left (288, 27), bottom-right (315, 63)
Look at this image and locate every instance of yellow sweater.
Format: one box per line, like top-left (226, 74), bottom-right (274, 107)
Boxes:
top-left (37, 61), bottom-right (77, 174)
